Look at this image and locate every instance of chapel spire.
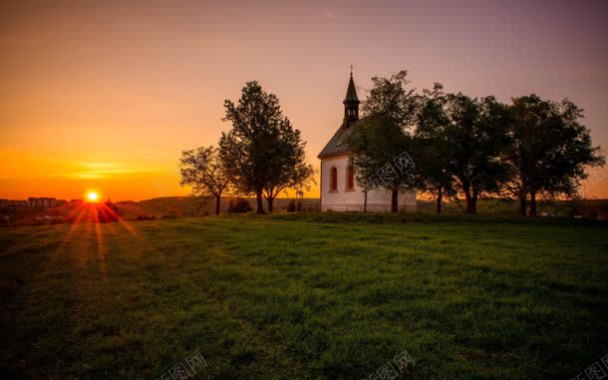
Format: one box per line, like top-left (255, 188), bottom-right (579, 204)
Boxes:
top-left (343, 67), bottom-right (360, 126)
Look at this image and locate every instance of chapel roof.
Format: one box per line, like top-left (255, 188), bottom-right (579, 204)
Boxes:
top-left (317, 118), bottom-right (366, 159)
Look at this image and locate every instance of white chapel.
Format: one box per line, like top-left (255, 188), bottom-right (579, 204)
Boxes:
top-left (317, 73), bottom-right (417, 212)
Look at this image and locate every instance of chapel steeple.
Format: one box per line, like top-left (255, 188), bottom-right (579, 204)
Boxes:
top-left (343, 67), bottom-right (360, 126)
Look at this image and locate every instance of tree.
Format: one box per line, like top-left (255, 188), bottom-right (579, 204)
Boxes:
top-left (507, 95), bottom-right (554, 216)
top-left (291, 162), bottom-right (316, 212)
top-left (348, 114), bottom-right (415, 212)
top-left (180, 146), bottom-right (231, 216)
top-left (413, 83), bottom-right (455, 214)
top-left (508, 95), bottom-right (605, 216)
top-left (443, 94), bottom-right (511, 214)
top-left (261, 118), bottom-right (309, 213)
top-left (219, 81), bottom-right (308, 213)
top-left (346, 126), bottom-right (380, 213)
top-left (362, 70), bottom-right (418, 127)
top-left (347, 71), bottom-right (418, 213)
top-left (353, 162), bottom-right (376, 213)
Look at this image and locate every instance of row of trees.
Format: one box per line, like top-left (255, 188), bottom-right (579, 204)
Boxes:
top-left (180, 81), bottom-right (315, 215)
top-left (348, 71), bottom-right (605, 215)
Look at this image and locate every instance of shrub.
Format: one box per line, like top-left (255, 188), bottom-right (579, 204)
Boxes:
top-left (137, 215), bottom-right (156, 221)
top-left (287, 199), bottom-right (304, 213)
top-left (165, 207), bottom-right (182, 218)
top-left (228, 198), bottom-right (252, 213)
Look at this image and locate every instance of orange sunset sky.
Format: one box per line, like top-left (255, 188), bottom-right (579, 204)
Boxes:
top-left (2, 0), bottom-right (607, 201)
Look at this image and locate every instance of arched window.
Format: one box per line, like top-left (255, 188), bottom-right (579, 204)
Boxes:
top-left (330, 167), bottom-right (338, 191)
top-left (346, 165), bottom-right (355, 190)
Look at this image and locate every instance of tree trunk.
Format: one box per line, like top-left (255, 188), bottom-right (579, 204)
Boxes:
top-left (518, 183), bottom-right (527, 216)
top-left (436, 187), bottom-right (443, 214)
top-left (464, 187), bottom-right (476, 214)
top-left (267, 197), bottom-right (274, 213)
top-left (363, 190), bottom-right (368, 213)
top-left (255, 190), bottom-right (264, 214)
top-left (519, 194), bottom-right (527, 216)
top-left (464, 188), bottom-right (472, 214)
top-left (471, 188), bottom-right (478, 214)
top-left (391, 186), bottom-right (398, 213)
top-left (215, 194), bottom-right (221, 216)
top-left (529, 191), bottom-right (537, 217)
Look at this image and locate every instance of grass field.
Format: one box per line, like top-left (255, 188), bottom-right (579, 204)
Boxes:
top-left (1, 214), bottom-right (607, 379)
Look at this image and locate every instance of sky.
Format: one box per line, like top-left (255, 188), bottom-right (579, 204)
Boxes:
top-left (1, 0), bottom-right (607, 201)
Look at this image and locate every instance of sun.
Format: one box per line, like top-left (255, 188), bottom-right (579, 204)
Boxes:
top-left (86, 191), bottom-right (100, 203)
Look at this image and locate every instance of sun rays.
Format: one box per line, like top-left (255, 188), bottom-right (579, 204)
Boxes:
top-left (49, 201), bottom-right (146, 276)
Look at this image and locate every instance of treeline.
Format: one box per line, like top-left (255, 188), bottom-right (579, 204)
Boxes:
top-left (348, 71), bottom-right (605, 215)
top-left (180, 81), bottom-right (315, 215)
top-left (181, 73), bottom-right (604, 217)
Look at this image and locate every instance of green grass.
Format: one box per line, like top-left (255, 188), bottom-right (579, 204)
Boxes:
top-left (1, 215), bottom-right (607, 379)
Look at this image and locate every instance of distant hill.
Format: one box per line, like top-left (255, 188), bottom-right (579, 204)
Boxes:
top-left (2, 196), bottom-right (606, 225)
top-left (114, 196), bottom-right (608, 220)
top-left (115, 196), bottom-right (321, 219)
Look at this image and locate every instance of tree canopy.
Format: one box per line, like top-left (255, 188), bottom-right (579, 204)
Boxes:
top-left (441, 94), bottom-right (512, 213)
top-left (412, 83), bottom-right (455, 214)
top-left (348, 71), bottom-right (418, 212)
top-left (508, 95), bottom-right (605, 215)
top-left (180, 146), bottom-right (231, 215)
top-left (219, 81), bottom-right (311, 213)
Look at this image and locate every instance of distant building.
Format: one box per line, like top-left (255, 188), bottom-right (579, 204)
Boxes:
top-left (28, 197), bottom-right (57, 208)
top-left (0, 199), bottom-right (28, 208)
top-left (317, 72), bottom-right (417, 212)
